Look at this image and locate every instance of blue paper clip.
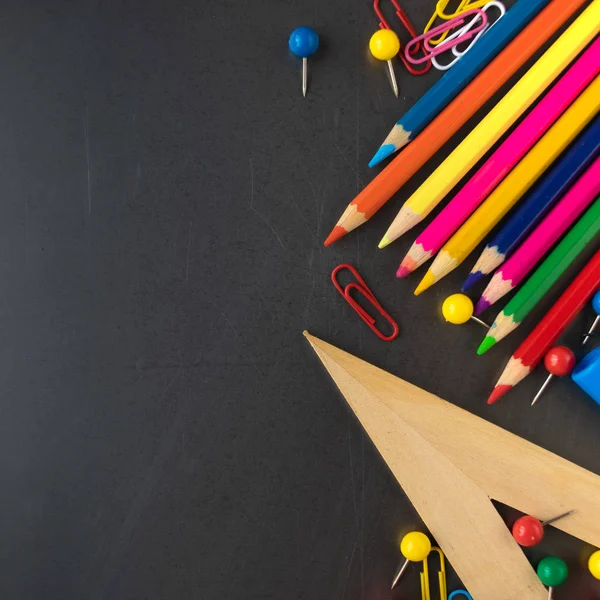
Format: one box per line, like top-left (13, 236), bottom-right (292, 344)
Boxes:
top-left (420, 546), bottom-right (447, 600)
top-left (449, 592), bottom-right (473, 600)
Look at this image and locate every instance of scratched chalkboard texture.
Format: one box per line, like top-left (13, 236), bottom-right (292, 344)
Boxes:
top-left (1, 1), bottom-right (599, 599)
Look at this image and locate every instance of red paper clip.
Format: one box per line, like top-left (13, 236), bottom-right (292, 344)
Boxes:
top-left (373, 0), bottom-right (432, 76)
top-left (332, 264), bottom-right (399, 341)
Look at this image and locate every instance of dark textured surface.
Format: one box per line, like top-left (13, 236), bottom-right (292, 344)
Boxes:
top-left (1, 1), bottom-right (599, 599)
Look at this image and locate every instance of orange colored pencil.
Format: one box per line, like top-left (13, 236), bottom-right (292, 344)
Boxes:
top-left (324, 0), bottom-right (588, 247)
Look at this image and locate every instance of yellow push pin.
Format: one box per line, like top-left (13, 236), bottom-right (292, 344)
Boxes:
top-left (369, 30), bottom-right (401, 98)
top-left (442, 294), bottom-right (489, 328)
top-left (588, 550), bottom-right (600, 580)
top-left (391, 531), bottom-right (432, 590)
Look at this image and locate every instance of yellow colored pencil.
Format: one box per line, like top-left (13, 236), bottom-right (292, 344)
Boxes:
top-left (379, 0), bottom-right (600, 249)
top-left (413, 74), bottom-right (600, 296)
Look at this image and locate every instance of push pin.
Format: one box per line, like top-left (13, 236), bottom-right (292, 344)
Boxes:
top-left (531, 346), bottom-right (576, 406)
top-left (582, 290), bottom-right (600, 345)
top-left (391, 531), bottom-right (431, 590)
top-left (537, 556), bottom-right (568, 599)
top-left (442, 294), bottom-right (489, 327)
top-left (288, 27), bottom-right (319, 97)
top-left (369, 29), bottom-right (401, 97)
top-left (588, 549), bottom-right (600, 580)
top-left (511, 510), bottom-right (575, 547)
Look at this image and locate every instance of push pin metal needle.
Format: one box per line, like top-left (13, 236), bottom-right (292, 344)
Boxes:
top-left (442, 294), bottom-right (489, 328)
top-left (582, 290), bottom-right (600, 345)
top-left (369, 30), bottom-right (401, 97)
top-left (512, 510), bottom-right (575, 547)
top-left (288, 27), bottom-right (320, 97)
top-left (531, 346), bottom-right (576, 406)
top-left (391, 531), bottom-right (431, 590)
top-left (537, 556), bottom-right (568, 599)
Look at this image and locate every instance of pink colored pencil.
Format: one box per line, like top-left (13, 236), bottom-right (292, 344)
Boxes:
top-left (475, 154), bottom-right (600, 315)
top-left (396, 37), bottom-right (600, 279)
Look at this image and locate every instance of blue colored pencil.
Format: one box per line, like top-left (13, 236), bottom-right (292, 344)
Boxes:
top-left (463, 115), bottom-right (600, 291)
top-left (368, 0), bottom-right (551, 168)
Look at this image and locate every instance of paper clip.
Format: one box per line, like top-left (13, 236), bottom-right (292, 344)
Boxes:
top-left (424, 0), bottom-right (489, 46)
top-left (373, 0), bottom-right (432, 76)
top-left (448, 592), bottom-right (473, 600)
top-left (432, 2), bottom-right (505, 71)
top-left (404, 8), bottom-right (487, 65)
top-left (420, 547), bottom-right (447, 600)
top-left (331, 264), bottom-right (399, 341)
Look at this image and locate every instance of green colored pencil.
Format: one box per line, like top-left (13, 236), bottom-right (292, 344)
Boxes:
top-left (478, 195), bottom-right (600, 354)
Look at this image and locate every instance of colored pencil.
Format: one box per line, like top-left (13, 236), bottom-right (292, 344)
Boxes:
top-left (412, 76), bottom-right (600, 296)
top-left (488, 249), bottom-right (600, 405)
top-left (478, 197), bottom-right (600, 354)
top-left (464, 117), bottom-right (600, 291)
top-left (369, 0), bottom-right (551, 168)
top-left (395, 40), bottom-right (600, 278)
top-left (378, 7), bottom-right (600, 249)
top-left (323, 0), bottom-right (589, 247)
top-left (475, 155), bottom-right (600, 315)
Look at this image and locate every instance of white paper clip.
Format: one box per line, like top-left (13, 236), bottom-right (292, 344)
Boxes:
top-left (432, 1), bottom-right (506, 71)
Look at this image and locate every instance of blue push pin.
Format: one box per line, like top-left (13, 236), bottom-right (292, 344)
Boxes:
top-left (583, 290), bottom-right (600, 346)
top-left (288, 27), bottom-right (319, 97)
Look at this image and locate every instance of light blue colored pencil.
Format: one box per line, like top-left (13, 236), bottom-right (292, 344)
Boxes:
top-left (369, 0), bottom-right (551, 168)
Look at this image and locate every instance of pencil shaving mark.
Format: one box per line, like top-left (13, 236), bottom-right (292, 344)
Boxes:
top-left (249, 158), bottom-right (287, 250)
top-left (340, 529), bottom-right (361, 600)
top-left (84, 95), bottom-right (92, 216)
top-left (330, 136), bottom-right (364, 187)
top-left (287, 183), bottom-right (309, 226)
top-left (185, 219), bottom-right (193, 286)
top-left (173, 215), bottom-right (182, 259)
top-left (133, 161), bottom-right (141, 201)
top-left (208, 299), bottom-right (241, 342)
top-left (304, 277), bottom-right (316, 325)
top-left (24, 200), bottom-right (28, 265)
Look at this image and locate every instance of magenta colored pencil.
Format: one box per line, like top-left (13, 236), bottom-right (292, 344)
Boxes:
top-left (396, 36), bottom-right (600, 279)
top-left (475, 154), bottom-right (600, 315)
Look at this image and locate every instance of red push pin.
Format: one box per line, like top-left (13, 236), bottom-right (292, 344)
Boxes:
top-left (531, 346), bottom-right (576, 406)
top-left (512, 510), bottom-right (575, 547)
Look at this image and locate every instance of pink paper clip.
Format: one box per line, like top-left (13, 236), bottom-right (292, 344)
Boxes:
top-left (404, 8), bottom-right (488, 65)
top-left (432, 1), bottom-right (505, 71)
top-left (373, 0), bottom-right (432, 76)
top-left (331, 264), bottom-right (399, 341)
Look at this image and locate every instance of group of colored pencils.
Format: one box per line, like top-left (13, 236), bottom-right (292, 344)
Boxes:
top-left (324, 0), bottom-right (600, 403)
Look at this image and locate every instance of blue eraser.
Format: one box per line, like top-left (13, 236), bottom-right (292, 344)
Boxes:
top-left (572, 346), bottom-right (600, 404)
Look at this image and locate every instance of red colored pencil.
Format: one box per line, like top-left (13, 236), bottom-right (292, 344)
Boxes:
top-left (488, 249), bottom-right (600, 405)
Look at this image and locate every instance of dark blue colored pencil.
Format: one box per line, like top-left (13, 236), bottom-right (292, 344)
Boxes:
top-left (368, 0), bottom-right (551, 168)
top-left (463, 115), bottom-right (600, 291)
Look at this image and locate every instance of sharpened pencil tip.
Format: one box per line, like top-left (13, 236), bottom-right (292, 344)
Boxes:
top-left (396, 265), bottom-right (411, 279)
top-left (462, 272), bottom-right (483, 292)
top-left (487, 385), bottom-right (512, 405)
top-left (477, 336), bottom-right (496, 355)
top-left (474, 298), bottom-right (490, 316)
top-left (324, 226), bottom-right (346, 247)
top-left (414, 271), bottom-right (435, 296)
top-left (368, 144), bottom-right (396, 168)
top-left (378, 236), bottom-right (390, 249)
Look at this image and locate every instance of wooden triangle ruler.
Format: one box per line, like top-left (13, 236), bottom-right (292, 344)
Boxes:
top-left (304, 332), bottom-right (600, 600)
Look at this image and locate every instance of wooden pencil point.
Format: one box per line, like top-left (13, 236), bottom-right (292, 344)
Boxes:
top-left (414, 271), bottom-right (435, 296)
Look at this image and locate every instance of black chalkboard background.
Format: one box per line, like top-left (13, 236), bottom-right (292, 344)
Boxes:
top-left (1, 1), bottom-right (599, 598)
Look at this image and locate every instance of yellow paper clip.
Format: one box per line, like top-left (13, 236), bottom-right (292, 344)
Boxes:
top-left (424, 0), bottom-right (489, 45)
top-left (420, 547), bottom-right (447, 600)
